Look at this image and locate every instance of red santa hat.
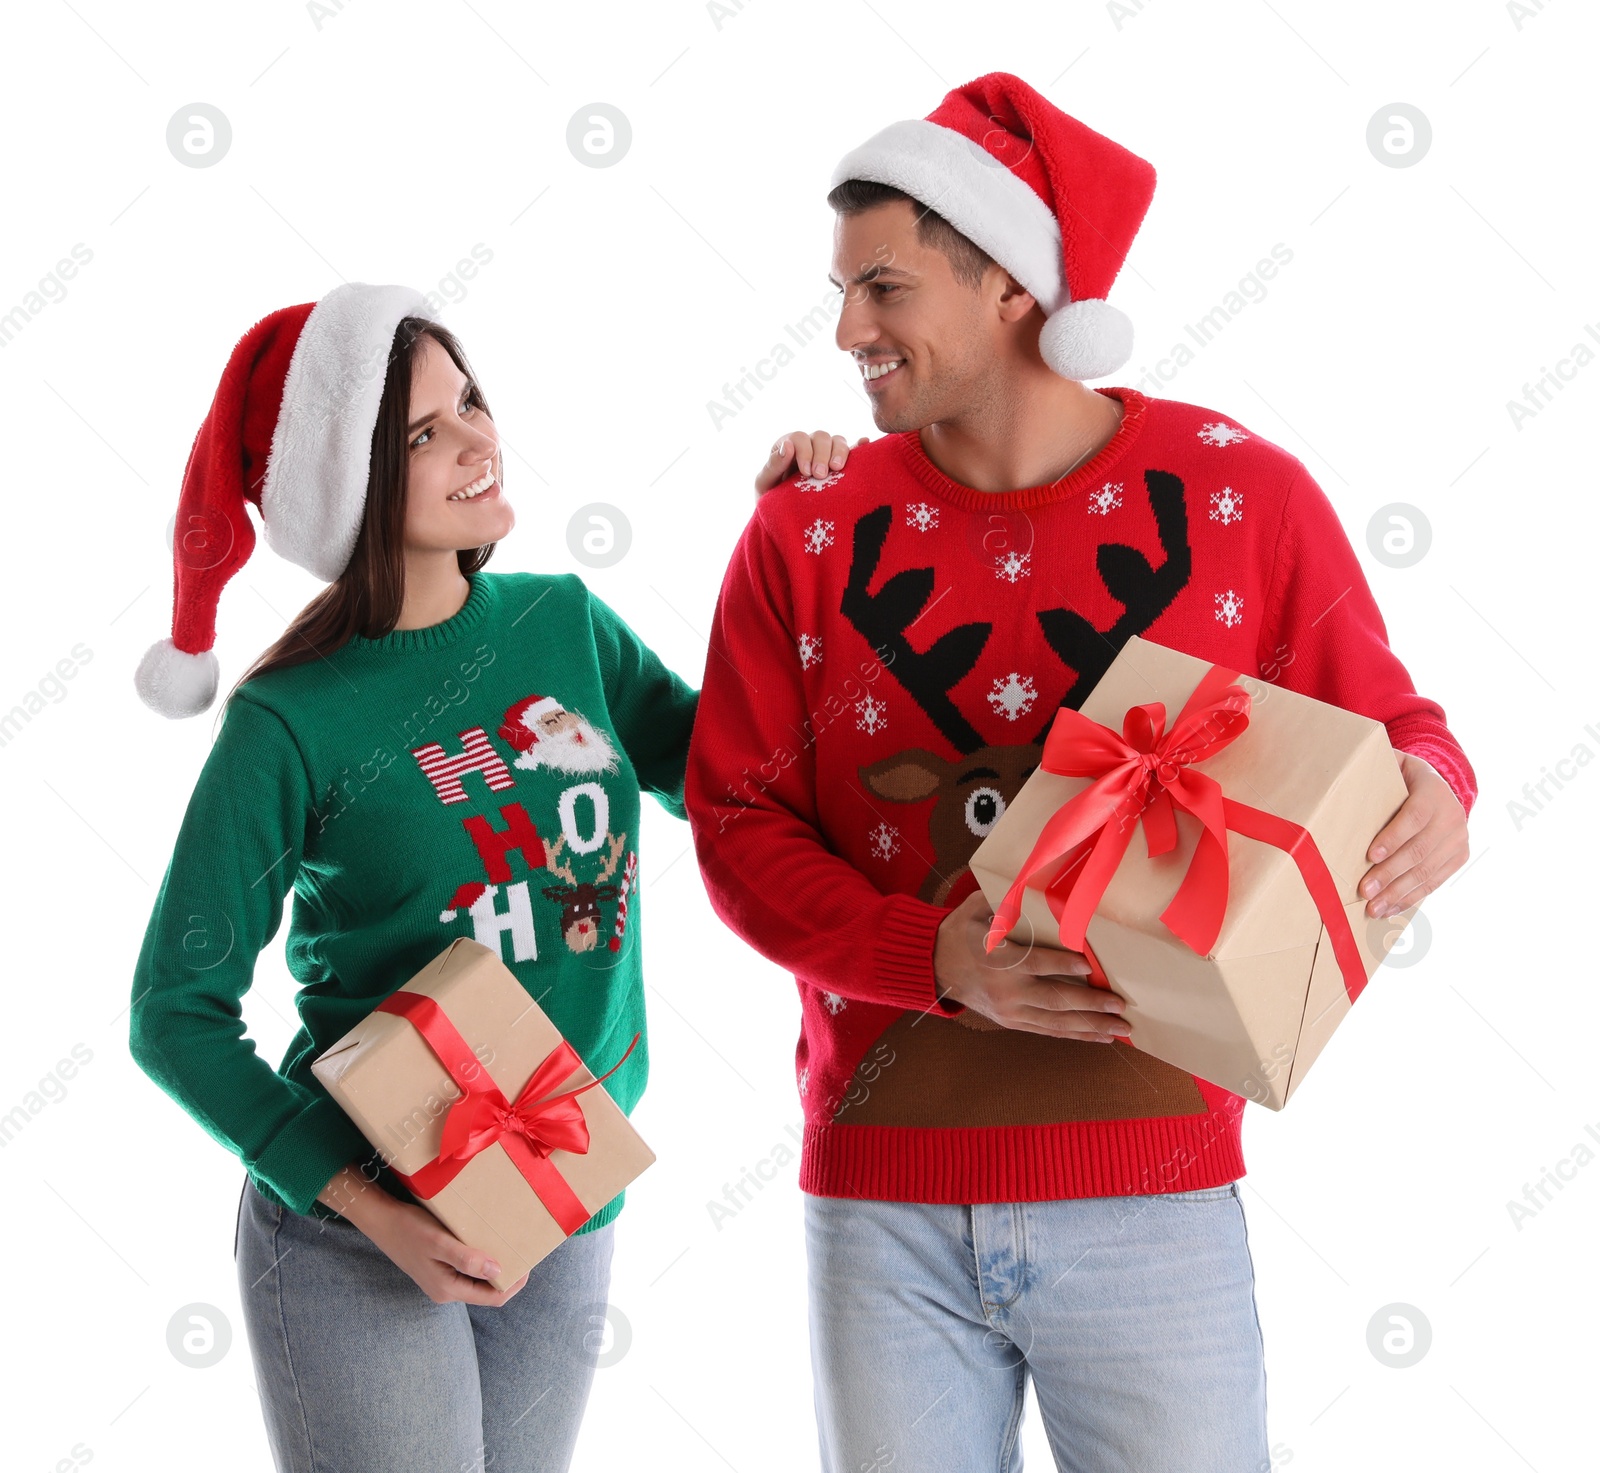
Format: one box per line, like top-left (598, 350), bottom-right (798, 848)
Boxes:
top-left (498, 694), bottom-right (566, 752)
top-left (829, 72), bottom-right (1156, 382)
top-left (440, 880), bottom-right (497, 922)
top-left (134, 282), bottom-right (438, 719)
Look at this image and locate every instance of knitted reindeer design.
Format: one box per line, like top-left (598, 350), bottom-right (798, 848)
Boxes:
top-left (843, 469), bottom-right (1198, 1078)
top-left (851, 468), bottom-right (1193, 906)
top-left (542, 830), bottom-right (628, 954)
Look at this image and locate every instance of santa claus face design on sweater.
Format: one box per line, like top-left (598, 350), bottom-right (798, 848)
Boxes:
top-left (498, 692), bottom-right (620, 776)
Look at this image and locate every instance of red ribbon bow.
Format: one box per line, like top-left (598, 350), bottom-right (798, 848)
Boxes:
top-left (375, 989), bottom-right (639, 1236)
top-left (984, 662), bottom-right (1370, 1006)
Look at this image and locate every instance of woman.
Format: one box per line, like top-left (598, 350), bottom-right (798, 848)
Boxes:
top-left (129, 281), bottom-right (857, 1473)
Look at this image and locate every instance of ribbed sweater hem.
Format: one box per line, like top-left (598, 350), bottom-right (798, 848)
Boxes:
top-left (798, 1115), bottom-right (1246, 1202)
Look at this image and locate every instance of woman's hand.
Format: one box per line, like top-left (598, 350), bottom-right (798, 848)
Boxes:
top-left (318, 1163), bottom-right (529, 1306)
top-left (756, 430), bottom-right (870, 495)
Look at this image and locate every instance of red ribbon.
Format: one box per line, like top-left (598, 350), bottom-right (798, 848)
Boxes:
top-left (984, 662), bottom-right (1371, 1005)
top-left (374, 989), bottom-right (639, 1236)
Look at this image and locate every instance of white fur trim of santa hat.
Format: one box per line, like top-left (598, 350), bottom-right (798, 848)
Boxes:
top-left (261, 282), bottom-right (434, 582)
top-left (831, 119), bottom-right (1068, 316)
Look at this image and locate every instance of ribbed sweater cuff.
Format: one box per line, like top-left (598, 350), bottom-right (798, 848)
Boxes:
top-left (253, 1095), bottom-right (374, 1216)
top-left (874, 896), bottom-right (963, 1015)
top-left (1390, 733), bottom-right (1476, 818)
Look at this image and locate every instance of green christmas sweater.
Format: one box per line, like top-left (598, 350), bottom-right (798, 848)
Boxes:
top-left (129, 570), bottom-right (698, 1231)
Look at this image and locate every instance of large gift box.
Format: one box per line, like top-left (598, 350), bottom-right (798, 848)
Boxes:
top-left (312, 937), bottom-right (654, 1289)
top-left (968, 636), bottom-right (1418, 1109)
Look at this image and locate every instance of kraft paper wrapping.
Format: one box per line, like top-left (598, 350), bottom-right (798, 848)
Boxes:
top-left (969, 636), bottom-right (1416, 1108)
top-left (312, 938), bottom-right (654, 1288)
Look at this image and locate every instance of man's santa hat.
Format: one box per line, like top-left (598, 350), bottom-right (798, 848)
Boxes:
top-left (499, 694), bottom-right (566, 753)
top-left (830, 72), bottom-right (1156, 382)
top-left (134, 282), bottom-right (438, 719)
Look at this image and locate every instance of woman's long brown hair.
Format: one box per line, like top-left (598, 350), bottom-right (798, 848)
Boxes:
top-left (219, 316), bottom-right (497, 724)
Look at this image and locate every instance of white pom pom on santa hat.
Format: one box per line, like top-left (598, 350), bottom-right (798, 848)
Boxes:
top-left (1039, 297), bottom-right (1137, 383)
top-left (829, 72), bottom-right (1156, 382)
top-left (134, 638), bottom-right (221, 720)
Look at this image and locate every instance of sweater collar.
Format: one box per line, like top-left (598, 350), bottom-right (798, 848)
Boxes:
top-left (346, 570), bottom-right (497, 655)
top-left (892, 386), bottom-right (1148, 513)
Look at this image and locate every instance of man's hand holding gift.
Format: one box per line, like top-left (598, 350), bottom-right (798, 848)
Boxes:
top-left (1360, 752), bottom-right (1469, 919)
top-left (933, 890), bottom-right (1130, 1042)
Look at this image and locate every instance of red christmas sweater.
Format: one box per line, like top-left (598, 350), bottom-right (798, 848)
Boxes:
top-left (684, 386), bottom-right (1476, 1205)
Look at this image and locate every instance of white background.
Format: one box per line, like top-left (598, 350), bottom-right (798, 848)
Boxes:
top-left (1, 1), bottom-right (1595, 1468)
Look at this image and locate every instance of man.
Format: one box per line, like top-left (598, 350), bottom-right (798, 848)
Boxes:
top-left (685, 73), bottom-right (1474, 1472)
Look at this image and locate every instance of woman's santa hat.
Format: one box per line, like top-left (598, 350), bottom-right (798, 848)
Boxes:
top-left (829, 72), bottom-right (1156, 382)
top-left (134, 282), bottom-right (437, 719)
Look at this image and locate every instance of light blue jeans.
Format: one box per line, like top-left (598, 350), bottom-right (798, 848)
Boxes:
top-left (804, 1183), bottom-right (1270, 1473)
top-left (234, 1177), bottom-right (615, 1473)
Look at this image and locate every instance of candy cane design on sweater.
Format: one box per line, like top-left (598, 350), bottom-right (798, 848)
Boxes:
top-left (609, 850), bottom-right (639, 953)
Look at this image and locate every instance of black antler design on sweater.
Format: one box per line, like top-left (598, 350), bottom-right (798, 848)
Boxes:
top-left (840, 504), bottom-right (993, 755)
top-left (841, 471), bottom-right (1192, 907)
top-left (1031, 468), bottom-right (1191, 740)
top-left (841, 470), bottom-right (1190, 752)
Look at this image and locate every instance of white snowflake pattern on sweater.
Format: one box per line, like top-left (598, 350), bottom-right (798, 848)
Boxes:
top-left (1209, 486), bottom-right (1244, 526)
top-left (821, 991), bottom-right (847, 1014)
top-left (994, 550), bottom-right (1031, 582)
top-left (867, 821), bottom-right (901, 860)
top-left (797, 632), bottom-right (822, 670)
top-left (906, 501), bottom-right (941, 532)
top-left (987, 672), bottom-right (1038, 721)
top-left (1088, 482), bottom-right (1124, 515)
top-left (855, 693), bottom-right (888, 735)
top-left (1197, 421), bottom-right (1249, 448)
top-left (797, 470), bottom-right (844, 492)
top-left (803, 518), bottom-right (835, 554)
top-left (1215, 589), bottom-right (1245, 627)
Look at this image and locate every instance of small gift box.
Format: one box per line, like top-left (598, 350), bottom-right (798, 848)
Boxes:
top-left (311, 937), bottom-right (654, 1288)
top-left (968, 636), bottom-right (1418, 1109)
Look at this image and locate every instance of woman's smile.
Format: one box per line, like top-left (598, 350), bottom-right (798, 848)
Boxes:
top-left (446, 465), bottom-right (499, 502)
